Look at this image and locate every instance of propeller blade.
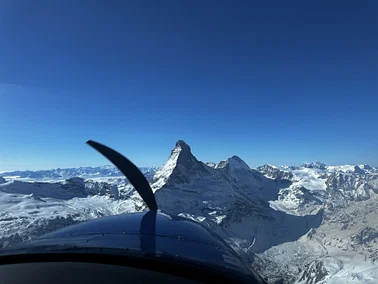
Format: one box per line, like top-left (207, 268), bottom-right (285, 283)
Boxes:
top-left (86, 140), bottom-right (158, 211)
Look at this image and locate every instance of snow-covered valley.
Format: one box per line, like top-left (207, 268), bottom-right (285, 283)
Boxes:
top-left (1, 141), bottom-right (377, 283)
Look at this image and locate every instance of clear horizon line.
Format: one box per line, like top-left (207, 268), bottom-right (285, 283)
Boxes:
top-left (1, 161), bottom-right (376, 174)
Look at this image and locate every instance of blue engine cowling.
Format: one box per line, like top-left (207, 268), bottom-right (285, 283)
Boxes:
top-left (0, 211), bottom-right (265, 283)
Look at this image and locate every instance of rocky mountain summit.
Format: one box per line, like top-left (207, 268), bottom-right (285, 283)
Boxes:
top-left (1, 140), bottom-right (377, 283)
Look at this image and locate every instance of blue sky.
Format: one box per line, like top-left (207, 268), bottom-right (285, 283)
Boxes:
top-left (0, 0), bottom-right (377, 171)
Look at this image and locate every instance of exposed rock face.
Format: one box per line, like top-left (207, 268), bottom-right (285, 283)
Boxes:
top-left (1, 141), bottom-right (378, 283)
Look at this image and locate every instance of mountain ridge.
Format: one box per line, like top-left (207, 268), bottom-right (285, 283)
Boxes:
top-left (0, 165), bottom-right (157, 181)
top-left (1, 140), bottom-right (378, 283)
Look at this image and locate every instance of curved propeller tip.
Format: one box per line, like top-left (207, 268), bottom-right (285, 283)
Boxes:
top-left (86, 140), bottom-right (158, 211)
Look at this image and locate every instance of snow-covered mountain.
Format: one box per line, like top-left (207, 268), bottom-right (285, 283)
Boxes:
top-left (1, 140), bottom-right (378, 283)
top-left (255, 163), bottom-right (378, 283)
top-left (151, 142), bottom-right (323, 269)
top-left (0, 166), bottom-right (157, 181)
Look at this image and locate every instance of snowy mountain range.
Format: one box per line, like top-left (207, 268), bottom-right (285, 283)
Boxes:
top-left (0, 166), bottom-right (157, 181)
top-left (1, 140), bottom-right (377, 283)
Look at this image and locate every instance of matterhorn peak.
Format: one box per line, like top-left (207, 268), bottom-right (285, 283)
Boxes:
top-left (151, 140), bottom-right (209, 191)
top-left (167, 140), bottom-right (194, 163)
top-left (174, 140), bottom-right (191, 153)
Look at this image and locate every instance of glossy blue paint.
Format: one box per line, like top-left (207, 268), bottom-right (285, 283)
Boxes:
top-left (2, 212), bottom-right (258, 278)
top-left (41, 212), bottom-right (227, 247)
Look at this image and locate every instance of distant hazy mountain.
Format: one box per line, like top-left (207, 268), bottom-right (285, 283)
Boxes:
top-left (0, 165), bottom-right (157, 181)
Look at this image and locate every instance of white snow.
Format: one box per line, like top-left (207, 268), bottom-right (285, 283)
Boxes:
top-left (151, 146), bottom-right (181, 192)
top-left (1, 142), bottom-right (378, 284)
top-left (325, 255), bottom-right (378, 284)
top-left (220, 156), bottom-right (251, 171)
top-left (0, 177), bottom-right (140, 247)
top-left (327, 165), bottom-right (358, 173)
top-left (205, 162), bottom-right (217, 169)
top-left (215, 215), bottom-right (227, 224)
top-left (0, 190), bottom-right (137, 242)
top-left (290, 168), bottom-right (327, 191)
